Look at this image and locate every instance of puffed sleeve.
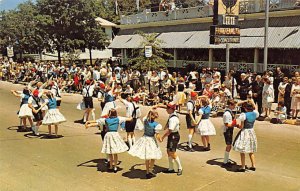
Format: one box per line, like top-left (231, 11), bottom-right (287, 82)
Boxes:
top-left (198, 108), bottom-right (204, 115)
top-left (154, 124), bottom-right (163, 133)
top-left (118, 117), bottom-right (127, 124)
top-left (238, 113), bottom-right (246, 122)
top-left (96, 118), bottom-right (106, 126)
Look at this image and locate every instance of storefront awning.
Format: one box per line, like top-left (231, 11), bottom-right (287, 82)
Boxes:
top-left (109, 27), bottom-right (300, 49)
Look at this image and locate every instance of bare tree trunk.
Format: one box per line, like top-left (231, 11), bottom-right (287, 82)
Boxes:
top-left (89, 48), bottom-right (93, 65)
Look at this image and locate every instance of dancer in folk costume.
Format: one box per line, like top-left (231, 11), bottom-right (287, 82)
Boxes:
top-left (128, 109), bottom-right (162, 179)
top-left (11, 88), bottom-right (34, 132)
top-left (85, 109), bottom-right (131, 173)
top-left (191, 98), bottom-right (216, 151)
top-left (222, 99), bottom-right (238, 167)
top-left (118, 94), bottom-right (141, 148)
top-left (234, 100), bottom-right (259, 172)
top-left (28, 89), bottom-right (43, 136)
top-left (186, 91), bottom-right (198, 151)
top-left (82, 79), bottom-right (96, 123)
top-left (28, 81), bottom-right (48, 117)
top-left (49, 80), bottom-right (62, 109)
top-left (160, 103), bottom-right (183, 176)
top-left (101, 83), bottom-right (117, 117)
top-left (40, 92), bottom-right (66, 138)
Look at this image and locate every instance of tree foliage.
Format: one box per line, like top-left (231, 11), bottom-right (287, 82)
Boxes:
top-left (129, 31), bottom-right (172, 71)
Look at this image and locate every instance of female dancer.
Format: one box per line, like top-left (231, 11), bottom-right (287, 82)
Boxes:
top-left (128, 109), bottom-right (162, 179)
top-left (40, 92), bottom-right (66, 137)
top-left (11, 88), bottom-right (34, 132)
top-left (191, 98), bottom-right (216, 151)
top-left (85, 109), bottom-right (131, 173)
top-left (234, 100), bottom-right (258, 172)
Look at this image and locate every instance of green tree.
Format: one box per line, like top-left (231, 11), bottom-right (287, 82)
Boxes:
top-left (82, 0), bottom-right (109, 65)
top-left (128, 32), bottom-right (172, 71)
top-left (0, 1), bottom-right (44, 59)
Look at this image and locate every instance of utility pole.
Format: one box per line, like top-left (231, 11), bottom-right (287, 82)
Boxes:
top-left (264, 0), bottom-right (270, 71)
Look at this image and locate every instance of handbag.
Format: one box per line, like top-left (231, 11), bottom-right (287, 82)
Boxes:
top-left (135, 118), bottom-right (144, 130)
top-left (76, 101), bottom-right (85, 110)
top-left (267, 96), bottom-right (274, 103)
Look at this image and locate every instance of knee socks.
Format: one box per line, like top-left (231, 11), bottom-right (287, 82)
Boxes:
top-left (188, 134), bottom-right (193, 148)
top-left (223, 151), bottom-right (230, 164)
top-left (168, 157), bottom-right (174, 170)
top-left (174, 156), bottom-right (182, 170)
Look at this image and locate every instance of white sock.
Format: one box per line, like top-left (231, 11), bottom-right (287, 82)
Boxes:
top-left (188, 134), bottom-right (193, 148)
top-left (83, 112), bottom-right (87, 122)
top-left (223, 151), bottom-right (230, 164)
top-left (175, 156), bottom-right (182, 170)
top-left (168, 157), bottom-right (174, 170)
top-left (128, 138), bottom-right (133, 148)
top-left (91, 110), bottom-right (95, 120)
top-left (132, 137), bottom-right (136, 145)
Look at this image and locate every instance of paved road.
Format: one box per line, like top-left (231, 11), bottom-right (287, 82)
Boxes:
top-left (0, 81), bottom-right (300, 191)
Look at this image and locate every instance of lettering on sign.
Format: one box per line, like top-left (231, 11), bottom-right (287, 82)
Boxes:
top-left (215, 27), bottom-right (240, 36)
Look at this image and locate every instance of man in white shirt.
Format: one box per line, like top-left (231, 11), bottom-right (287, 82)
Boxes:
top-left (161, 103), bottom-right (183, 176)
top-left (82, 80), bottom-right (96, 123)
top-left (222, 100), bottom-right (237, 167)
top-left (118, 95), bottom-right (141, 148)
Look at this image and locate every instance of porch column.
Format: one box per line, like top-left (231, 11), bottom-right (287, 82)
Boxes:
top-left (124, 49), bottom-right (128, 65)
top-left (173, 49), bottom-right (177, 68)
top-left (209, 48), bottom-right (213, 68)
top-left (254, 48), bottom-right (259, 73)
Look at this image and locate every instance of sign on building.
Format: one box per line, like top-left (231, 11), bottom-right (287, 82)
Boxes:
top-left (7, 47), bottom-right (14, 58)
top-left (210, 0), bottom-right (240, 44)
top-left (145, 46), bottom-right (153, 58)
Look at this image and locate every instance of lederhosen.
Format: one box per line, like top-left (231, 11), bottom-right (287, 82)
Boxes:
top-left (32, 96), bottom-right (43, 122)
top-left (83, 85), bottom-right (93, 108)
top-left (53, 85), bottom-right (62, 107)
top-left (186, 100), bottom-right (196, 129)
top-left (223, 109), bottom-right (235, 145)
top-left (166, 114), bottom-right (180, 152)
top-left (125, 102), bottom-right (139, 133)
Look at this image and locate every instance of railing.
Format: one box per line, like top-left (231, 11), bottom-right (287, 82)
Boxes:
top-left (165, 60), bottom-right (300, 72)
top-left (120, 6), bottom-right (213, 25)
top-left (121, 0), bottom-right (300, 25)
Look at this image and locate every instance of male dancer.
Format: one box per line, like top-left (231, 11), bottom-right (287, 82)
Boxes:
top-left (222, 99), bottom-right (237, 167)
top-left (186, 91), bottom-right (198, 151)
top-left (161, 103), bottom-right (183, 176)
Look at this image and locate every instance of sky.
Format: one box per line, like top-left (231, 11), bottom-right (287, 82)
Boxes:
top-left (0, 0), bottom-right (31, 11)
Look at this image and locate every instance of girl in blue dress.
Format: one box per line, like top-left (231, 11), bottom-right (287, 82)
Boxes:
top-left (191, 98), bottom-right (216, 151)
top-left (85, 109), bottom-right (131, 173)
top-left (128, 109), bottom-right (162, 179)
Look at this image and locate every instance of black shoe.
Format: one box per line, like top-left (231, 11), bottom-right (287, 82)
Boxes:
top-left (221, 162), bottom-right (233, 168)
top-left (163, 169), bottom-right (176, 174)
top-left (236, 168), bottom-right (246, 172)
top-left (107, 168), bottom-right (114, 172)
top-left (177, 169), bottom-right (183, 176)
top-left (113, 167), bottom-right (118, 173)
top-left (248, 167), bottom-right (256, 171)
top-left (207, 143), bottom-right (211, 150)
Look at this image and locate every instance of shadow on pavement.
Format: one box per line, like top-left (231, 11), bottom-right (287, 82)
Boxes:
top-left (77, 158), bottom-right (111, 173)
top-left (122, 164), bottom-right (168, 179)
top-left (74, 119), bottom-right (84, 124)
top-left (206, 158), bottom-right (239, 172)
top-left (40, 134), bottom-right (64, 139)
top-left (23, 132), bottom-right (40, 138)
top-left (177, 142), bottom-right (206, 152)
top-left (8, 126), bottom-right (32, 133)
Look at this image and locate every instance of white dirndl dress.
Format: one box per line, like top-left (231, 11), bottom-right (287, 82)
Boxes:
top-left (197, 107), bottom-right (216, 136)
top-left (233, 111), bottom-right (258, 153)
top-left (97, 117), bottom-right (129, 154)
top-left (233, 129), bottom-right (257, 153)
top-left (128, 118), bottom-right (163, 160)
top-left (101, 132), bottom-right (129, 154)
top-left (42, 109), bottom-right (66, 125)
top-left (18, 104), bottom-right (33, 118)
